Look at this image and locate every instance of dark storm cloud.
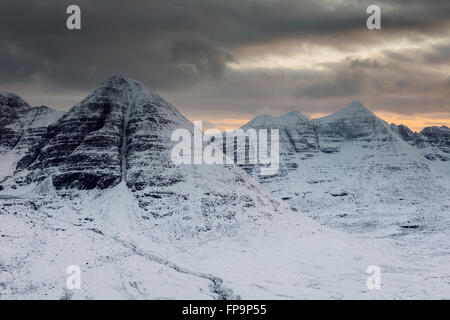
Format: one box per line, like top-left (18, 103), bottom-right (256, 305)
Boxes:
top-left (382, 40), bottom-right (450, 66)
top-left (170, 38), bottom-right (234, 79)
top-left (0, 0), bottom-right (449, 125)
top-left (0, 0), bottom-right (236, 90)
top-left (1, 0), bottom-right (450, 91)
top-left (295, 69), bottom-right (367, 98)
top-left (293, 55), bottom-right (450, 114)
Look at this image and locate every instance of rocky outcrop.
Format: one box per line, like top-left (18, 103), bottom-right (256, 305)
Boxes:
top-left (0, 92), bottom-right (31, 151)
top-left (389, 124), bottom-right (417, 143)
top-left (391, 124), bottom-right (450, 162)
top-left (420, 126), bottom-right (450, 160)
top-left (0, 92), bottom-right (63, 182)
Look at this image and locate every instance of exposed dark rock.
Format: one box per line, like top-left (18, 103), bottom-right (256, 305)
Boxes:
top-left (0, 92), bottom-right (64, 182)
top-left (14, 77), bottom-right (132, 189)
top-left (331, 192), bottom-right (349, 197)
top-left (420, 126), bottom-right (450, 154)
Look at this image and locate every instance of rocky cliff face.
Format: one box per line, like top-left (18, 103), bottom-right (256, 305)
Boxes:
top-left (15, 77), bottom-right (131, 189)
top-left (421, 126), bottom-right (450, 151)
top-left (13, 76), bottom-right (199, 191)
top-left (0, 92), bottom-right (64, 182)
top-left (0, 92), bottom-right (31, 151)
top-left (417, 126), bottom-right (450, 161)
top-left (391, 124), bottom-right (450, 172)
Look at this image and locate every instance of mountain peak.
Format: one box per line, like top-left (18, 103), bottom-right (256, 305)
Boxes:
top-left (341, 101), bottom-right (372, 113)
top-left (243, 111), bottom-right (309, 129)
top-left (314, 101), bottom-right (376, 124)
top-left (102, 75), bottom-right (133, 87)
top-left (78, 76), bottom-right (159, 109)
top-left (99, 75), bottom-right (144, 91)
top-left (0, 91), bottom-right (30, 109)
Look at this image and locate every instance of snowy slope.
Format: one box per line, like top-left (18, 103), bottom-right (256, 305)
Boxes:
top-left (3, 176), bottom-right (449, 299)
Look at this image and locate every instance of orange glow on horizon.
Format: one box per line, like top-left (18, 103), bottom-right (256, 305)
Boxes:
top-left (189, 113), bottom-right (450, 132)
top-left (373, 112), bottom-right (450, 132)
top-left (188, 118), bottom-right (250, 131)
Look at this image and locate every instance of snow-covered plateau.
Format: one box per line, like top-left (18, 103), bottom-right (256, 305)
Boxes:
top-left (0, 76), bottom-right (449, 299)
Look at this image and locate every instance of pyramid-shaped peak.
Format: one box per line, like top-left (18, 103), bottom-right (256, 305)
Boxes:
top-left (314, 101), bottom-right (376, 124)
top-left (99, 75), bottom-right (146, 91)
top-left (79, 76), bottom-right (161, 108)
top-left (343, 101), bottom-right (371, 113)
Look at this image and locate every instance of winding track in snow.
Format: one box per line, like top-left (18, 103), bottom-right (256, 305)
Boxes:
top-left (111, 235), bottom-right (240, 300)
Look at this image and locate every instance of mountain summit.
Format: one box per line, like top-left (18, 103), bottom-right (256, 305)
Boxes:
top-left (315, 101), bottom-right (376, 124)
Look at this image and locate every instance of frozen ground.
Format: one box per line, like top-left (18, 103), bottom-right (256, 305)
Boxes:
top-left (1, 179), bottom-right (449, 299)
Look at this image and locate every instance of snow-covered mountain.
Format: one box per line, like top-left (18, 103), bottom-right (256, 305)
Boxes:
top-left (1, 76), bottom-right (309, 240)
top-left (1, 80), bottom-right (449, 299)
top-left (237, 101), bottom-right (450, 236)
top-left (0, 92), bottom-right (64, 183)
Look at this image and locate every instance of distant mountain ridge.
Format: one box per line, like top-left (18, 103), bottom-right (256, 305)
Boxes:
top-left (243, 101), bottom-right (449, 167)
top-left (235, 101), bottom-right (449, 235)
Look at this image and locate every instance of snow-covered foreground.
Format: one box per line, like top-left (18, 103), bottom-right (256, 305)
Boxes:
top-left (1, 181), bottom-right (449, 299)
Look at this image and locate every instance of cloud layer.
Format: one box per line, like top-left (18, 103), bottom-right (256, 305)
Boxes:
top-left (0, 0), bottom-right (449, 129)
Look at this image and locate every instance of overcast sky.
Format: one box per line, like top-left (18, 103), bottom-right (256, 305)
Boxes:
top-left (1, 0), bottom-right (450, 131)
